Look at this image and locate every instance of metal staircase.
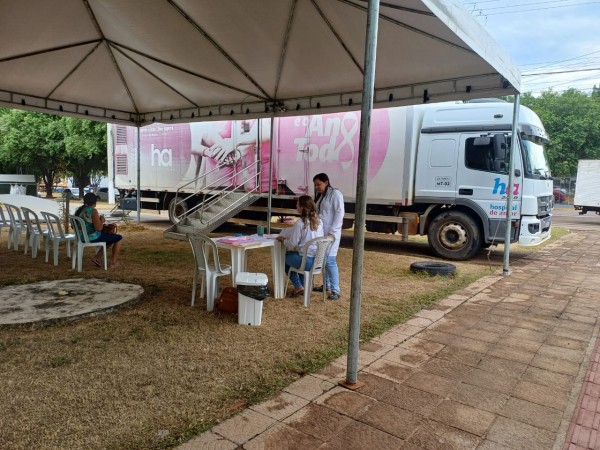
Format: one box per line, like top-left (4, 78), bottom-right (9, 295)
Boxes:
top-left (164, 159), bottom-right (261, 241)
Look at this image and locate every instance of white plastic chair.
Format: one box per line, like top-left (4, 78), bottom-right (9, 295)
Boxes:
top-left (0, 204), bottom-right (11, 242)
top-left (41, 211), bottom-right (76, 266)
top-left (69, 215), bottom-right (107, 272)
top-left (284, 236), bottom-right (334, 307)
top-left (21, 207), bottom-right (49, 258)
top-left (187, 233), bottom-right (232, 311)
top-left (3, 203), bottom-right (26, 251)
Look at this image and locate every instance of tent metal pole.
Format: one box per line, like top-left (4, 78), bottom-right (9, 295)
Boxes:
top-left (106, 126), bottom-right (116, 205)
top-left (267, 109), bottom-right (275, 234)
top-left (136, 126), bottom-right (141, 224)
top-left (503, 94), bottom-right (520, 276)
top-left (344, 0), bottom-right (379, 387)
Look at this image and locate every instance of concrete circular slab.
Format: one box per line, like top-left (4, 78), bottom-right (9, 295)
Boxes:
top-left (0, 278), bottom-right (144, 325)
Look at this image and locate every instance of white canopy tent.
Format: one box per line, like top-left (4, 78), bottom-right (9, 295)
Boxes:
top-left (0, 0), bottom-right (522, 385)
top-left (0, 0), bottom-right (519, 123)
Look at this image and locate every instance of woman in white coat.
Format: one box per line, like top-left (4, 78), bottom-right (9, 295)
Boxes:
top-left (276, 195), bottom-right (324, 296)
top-left (312, 173), bottom-right (344, 300)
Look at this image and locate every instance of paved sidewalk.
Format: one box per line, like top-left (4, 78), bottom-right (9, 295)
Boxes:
top-left (178, 230), bottom-right (600, 450)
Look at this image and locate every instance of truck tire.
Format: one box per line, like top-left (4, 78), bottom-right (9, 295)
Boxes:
top-left (428, 211), bottom-right (482, 260)
top-left (410, 261), bottom-right (456, 276)
top-left (168, 196), bottom-right (188, 223)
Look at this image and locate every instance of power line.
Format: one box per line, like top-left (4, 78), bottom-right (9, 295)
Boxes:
top-left (473, 1), bottom-right (600, 15)
top-left (520, 50), bottom-right (600, 67)
top-left (475, 0), bottom-right (582, 11)
top-left (522, 67), bottom-right (600, 77)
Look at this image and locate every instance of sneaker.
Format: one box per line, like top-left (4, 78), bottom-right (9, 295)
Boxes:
top-left (327, 293), bottom-right (340, 301)
top-left (313, 285), bottom-right (325, 292)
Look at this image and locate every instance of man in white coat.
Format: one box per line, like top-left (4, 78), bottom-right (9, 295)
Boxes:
top-left (312, 173), bottom-right (344, 300)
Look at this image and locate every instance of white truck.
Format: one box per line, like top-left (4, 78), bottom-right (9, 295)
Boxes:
top-left (109, 100), bottom-right (553, 260)
top-left (574, 160), bottom-right (600, 215)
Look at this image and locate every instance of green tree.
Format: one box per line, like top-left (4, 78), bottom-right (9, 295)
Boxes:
top-left (0, 110), bottom-right (107, 198)
top-left (63, 118), bottom-right (107, 198)
top-left (0, 108), bottom-right (67, 196)
top-left (520, 90), bottom-right (600, 178)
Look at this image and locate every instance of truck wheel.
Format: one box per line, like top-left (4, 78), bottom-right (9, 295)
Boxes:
top-left (428, 211), bottom-right (482, 260)
top-left (168, 196), bottom-right (188, 223)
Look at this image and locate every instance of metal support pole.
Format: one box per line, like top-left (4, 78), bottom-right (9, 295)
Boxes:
top-left (344, 0), bottom-right (379, 387)
top-left (136, 126), bottom-right (141, 224)
top-left (267, 109), bottom-right (276, 234)
top-left (107, 126), bottom-right (116, 205)
top-left (502, 94), bottom-right (520, 276)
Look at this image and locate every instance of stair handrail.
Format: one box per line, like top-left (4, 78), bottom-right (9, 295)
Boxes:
top-left (172, 158), bottom-right (261, 223)
top-left (195, 162), bottom-right (261, 224)
top-left (171, 157), bottom-right (238, 221)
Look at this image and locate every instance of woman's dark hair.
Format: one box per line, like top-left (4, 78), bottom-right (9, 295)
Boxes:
top-left (74, 204), bottom-right (85, 216)
top-left (298, 195), bottom-right (320, 231)
top-left (313, 173), bottom-right (331, 203)
top-left (75, 193), bottom-right (98, 216)
top-left (313, 173), bottom-right (330, 185)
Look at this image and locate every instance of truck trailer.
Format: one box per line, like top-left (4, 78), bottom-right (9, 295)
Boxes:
top-left (574, 160), bottom-right (600, 215)
top-left (109, 100), bottom-right (553, 260)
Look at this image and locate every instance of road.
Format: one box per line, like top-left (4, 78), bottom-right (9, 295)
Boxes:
top-left (552, 204), bottom-right (600, 231)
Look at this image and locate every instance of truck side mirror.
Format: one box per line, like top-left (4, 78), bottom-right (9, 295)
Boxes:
top-left (493, 134), bottom-right (507, 160)
top-left (493, 160), bottom-right (507, 173)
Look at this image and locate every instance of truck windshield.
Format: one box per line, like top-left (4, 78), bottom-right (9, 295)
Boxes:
top-left (522, 139), bottom-right (551, 179)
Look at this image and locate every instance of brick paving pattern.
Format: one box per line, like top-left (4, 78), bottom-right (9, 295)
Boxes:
top-left (177, 230), bottom-right (600, 449)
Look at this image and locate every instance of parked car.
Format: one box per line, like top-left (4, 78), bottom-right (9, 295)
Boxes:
top-left (63, 188), bottom-right (80, 199)
top-left (96, 187), bottom-right (120, 202)
top-left (553, 187), bottom-right (567, 203)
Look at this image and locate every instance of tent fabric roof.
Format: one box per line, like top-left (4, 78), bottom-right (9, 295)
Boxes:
top-left (0, 0), bottom-right (520, 125)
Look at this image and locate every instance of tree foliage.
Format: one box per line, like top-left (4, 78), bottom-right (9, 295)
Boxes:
top-left (519, 89), bottom-right (600, 178)
top-left (0, 109), bottom-right (67, 196)
top-left (0, 109), bottom-right (106, 197)
top-left (63, 119), bottom-right (107, 198)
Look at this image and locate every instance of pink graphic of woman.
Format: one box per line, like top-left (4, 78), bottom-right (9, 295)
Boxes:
top-left (191, 120), bottom-right (275, 192)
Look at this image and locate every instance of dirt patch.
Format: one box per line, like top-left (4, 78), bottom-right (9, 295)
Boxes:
top-left (0, 223), bottom-right (539, 449)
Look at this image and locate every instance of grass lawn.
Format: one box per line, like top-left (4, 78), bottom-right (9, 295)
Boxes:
top-left (0, 223), bottom-right (566, 449)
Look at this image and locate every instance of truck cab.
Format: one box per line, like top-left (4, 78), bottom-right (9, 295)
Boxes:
top-left (414, 101), bottom-right (552, 260)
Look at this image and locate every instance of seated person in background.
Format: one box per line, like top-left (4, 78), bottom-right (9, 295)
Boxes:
top-left (276, 195), bottom-right (324, 296)
top-left (75, 193), bottom-right (124, 269)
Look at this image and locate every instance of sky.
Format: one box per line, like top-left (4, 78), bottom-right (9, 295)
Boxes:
top-left (459, 0), bottom-right (600, 94)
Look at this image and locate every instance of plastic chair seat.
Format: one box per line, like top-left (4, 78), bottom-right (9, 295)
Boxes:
top-left (69, 215), bottom-right (107, 272)
top-left (285, 235), bottom-right (334, 307)
top-left (21, 207), bottom-right (49, 258)
top-left (3, 203), bottom-right (27, 251)
top-left (0, 204), bottom-right (12, 241)
top-left (41, 211), bottom-right (76, 266)
top-left (187, 233), bottom-right (232, 311)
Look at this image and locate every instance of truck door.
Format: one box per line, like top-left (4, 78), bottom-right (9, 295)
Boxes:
top-left (414, 134), bottom-right (459, 201)
top-left (456, 133), bottom-right (523, 242)
top-left (276, 115), bottom-right (312, 196)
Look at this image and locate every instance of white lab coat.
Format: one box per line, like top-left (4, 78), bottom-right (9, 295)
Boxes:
top-left (279, 218), bottom-right (324, 257)
top-left (316, 187), bottom-right (344, 256)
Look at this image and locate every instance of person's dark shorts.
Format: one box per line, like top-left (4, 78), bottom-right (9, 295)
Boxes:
top-left (91, 232), bottom-right (123, 245)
